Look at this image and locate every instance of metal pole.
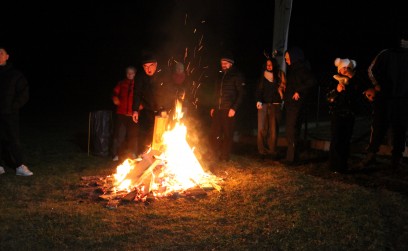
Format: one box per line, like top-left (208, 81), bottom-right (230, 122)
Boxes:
top-left (316, 85), bottom-right (320, 128)
top-left (88, 112), bottom-right (91, 156)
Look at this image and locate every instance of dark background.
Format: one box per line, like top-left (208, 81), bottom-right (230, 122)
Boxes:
top-left (2, 1), bottom-right (406, 123)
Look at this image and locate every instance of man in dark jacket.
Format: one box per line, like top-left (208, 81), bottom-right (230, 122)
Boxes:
top-left (0, 46), bottom-right (33, 176)
top-left (132, 53), bottom-right (173, 153)
top-left (361, 31), bottom-right (408, 169)
top-left (282, 46), bottom-right (317, 165)
top-left (209, 53), bottom-right (246, 161)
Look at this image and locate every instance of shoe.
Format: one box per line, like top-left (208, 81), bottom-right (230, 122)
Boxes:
top-left (0, 166), bottom-right (5, 175)
top-left (112, 155), bottom-right (119, 161)
top-left (360, 152), bottom-right (376, 167)
top-left (16, 165), bottom-right (33, 176)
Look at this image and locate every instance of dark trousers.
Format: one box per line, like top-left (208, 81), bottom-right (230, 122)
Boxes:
top-left (0, 114), bottom-right (24, 168)
top-left (111, 114), bottom-right (139, 156)
top-left (257, 103), bottom-right (281, 155)
top-left (367, 98), bottom-right (407, 159)
top-left (285, 104), bottom-right (303, 162)
top-left (138, 109), bottom-right (156, 153)
top-left (329, 112), bottom-right (355, 171)
top-left (209, 109), bottom-right (235, 161)
top-left (390, 99), bottom-right (408, 158)
top-left (366, 98), bottom-right (389, 154)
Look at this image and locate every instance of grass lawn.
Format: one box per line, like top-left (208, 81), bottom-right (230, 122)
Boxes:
top-left (1, 111), bottom-right (407, 250)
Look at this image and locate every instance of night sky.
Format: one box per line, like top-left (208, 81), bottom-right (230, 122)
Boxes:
top-left (2, 1), bottom-right (406, 115)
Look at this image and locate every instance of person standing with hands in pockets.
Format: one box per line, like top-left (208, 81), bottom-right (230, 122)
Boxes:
top-left (209, 52), bottom-right (246, 162)
top-left (0, 46), bottom-right (33, 176)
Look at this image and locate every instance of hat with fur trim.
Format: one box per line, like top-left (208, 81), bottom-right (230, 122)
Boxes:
top-left (334, 58), bottom-right (356, 72)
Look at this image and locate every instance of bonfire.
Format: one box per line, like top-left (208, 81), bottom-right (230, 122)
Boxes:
top-left (83, 100), bottom-right (221, 207)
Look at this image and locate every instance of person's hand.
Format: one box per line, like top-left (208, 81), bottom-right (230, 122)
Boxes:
top-left (333, 74), bottom-right (349, 85)
top-left (336, 83), bottom-right (346, 92)
top-left (228, 109), bottom-right (235, 117)
top-left (292, 92), bottom-right (300, 101)
top-left (278, 86), bottom-right (284, 99)
top-left (132, 111), bottom-right (139, 123)
top-left (364, 88), bottom-right (376, 102)
top-left (112, 96), bottom-right (120, 105)
top-left (210, 108), bottom-right (214, 117)
top-left (256, 102), bottom-right (262, 110)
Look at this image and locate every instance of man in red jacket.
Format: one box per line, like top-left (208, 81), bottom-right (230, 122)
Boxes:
top-left (111, 66), bottom-right (139, 161)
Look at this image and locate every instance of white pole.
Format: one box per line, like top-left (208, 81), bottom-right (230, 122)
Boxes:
top-left (88, 112), bottom-right (91, 156)
top-left (272, 0), bottom-right (293, 72)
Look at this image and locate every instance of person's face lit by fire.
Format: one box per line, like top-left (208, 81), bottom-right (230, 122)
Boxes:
top-left (126, 68), bottom-right (136, 80)
top-left (338, 66), bottom-right (353, 78)
top-left (266, 59), bottom-right (273, 72)
top-left (143, 62), bottom-right (157, 76)
top-left (284, 52), bottom-right (291, 66)
top-left (220, 60), bottom-right (232, 72)
top-left (0, 48), bottom-right (10, 66)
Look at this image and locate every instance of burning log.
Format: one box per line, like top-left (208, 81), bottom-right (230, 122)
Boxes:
top-left (152, 113), bottom-right (169, 152)
top-left (83, 100), bottom-right (223, 207)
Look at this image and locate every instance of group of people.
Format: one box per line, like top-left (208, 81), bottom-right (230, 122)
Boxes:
top-left (111, 54), bottom-right (189, 162)
top-left (326, 32), bottom-right (408, 173)
top-left (76, 35), bottom-right (408, 173)
top-left (255, 34), bottom-right (407, 173)
top-left (1, 32), bottom-right (407, 176)
top-left (255, 46), bottom-right (317, 165)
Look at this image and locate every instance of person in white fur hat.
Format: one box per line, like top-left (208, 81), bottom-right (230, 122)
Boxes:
top-left (327, 57), bottom-right (370, 173)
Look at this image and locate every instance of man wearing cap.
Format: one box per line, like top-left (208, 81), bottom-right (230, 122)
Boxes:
top-left (209, 53), bottom-right (246, 162)
top-left (132, 53), bottom-right (173, 153)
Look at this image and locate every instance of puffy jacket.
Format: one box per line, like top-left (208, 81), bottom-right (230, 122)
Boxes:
top-left (369, 47), bottom-right (408, 98)
top-left (113, 78), bottom-right (134, 116)
top-left (0, 63), bottom-right (29, 114)
top-left (212, 66), bottom-right (246, 111)
top-left (132, 68), bottom-right (174, 113)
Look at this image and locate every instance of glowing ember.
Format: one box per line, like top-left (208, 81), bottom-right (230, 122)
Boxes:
top-left (110, 100), bottom-right (220, 201)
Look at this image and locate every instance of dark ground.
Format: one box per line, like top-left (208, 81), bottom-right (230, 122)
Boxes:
top-left (19, 94), bottom-right (408, 199)
top-left (233, 113), bottom-right (408, 197)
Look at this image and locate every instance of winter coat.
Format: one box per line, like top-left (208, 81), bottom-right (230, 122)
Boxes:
top-left (0, 63), bottom-right (29, 114)
top-left (369, 47), bottom-right (408, 99)
top-left (212, 66), bottom-right (246, 111)
top-left (132, 68), bottom-right (174, 113)
top-left (283, 61), bottom-right (316, 107)
top-left (327, 70), bottom-right (370, 115)
top-left (113, 78), bottom-right (134, 116)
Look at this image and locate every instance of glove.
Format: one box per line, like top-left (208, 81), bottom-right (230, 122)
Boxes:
top-left (333, 74), bottom-right (349, 85)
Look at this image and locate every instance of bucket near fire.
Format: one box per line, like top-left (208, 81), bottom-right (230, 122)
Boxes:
top-left (88, 110), bottom-right (113, 157)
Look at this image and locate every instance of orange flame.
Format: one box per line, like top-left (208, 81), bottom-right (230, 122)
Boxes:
top-left (111, 100), bottom-right (220, 200)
